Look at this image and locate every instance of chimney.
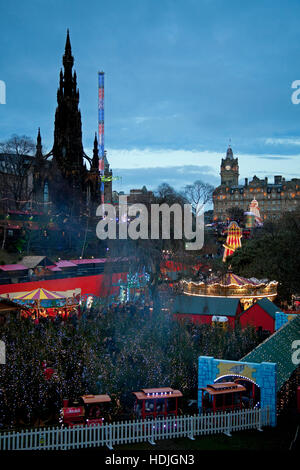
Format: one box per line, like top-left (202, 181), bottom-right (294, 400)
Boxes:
top-left (245, 178), bottom-right (248, 186)
top-left (265, 177), bottom-right (268, 185)
top-left (274, 175), bottom-right (282, 184)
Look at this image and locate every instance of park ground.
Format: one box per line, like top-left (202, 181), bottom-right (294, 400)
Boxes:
top-left (77, 412), bottom-right (300, 452)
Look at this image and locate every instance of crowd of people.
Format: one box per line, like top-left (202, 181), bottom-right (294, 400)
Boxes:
top-left (0, 292), bottom-right (261, 428)
top-left (2, 298), bottom-right (155, 330)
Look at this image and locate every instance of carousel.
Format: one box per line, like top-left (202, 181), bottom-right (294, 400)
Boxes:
top-left (5, 287), bottom-right (80, 319)
top-left (182, 220), bottom-right (278, 311)
top-left (182, 272), bottom-right (278, 310)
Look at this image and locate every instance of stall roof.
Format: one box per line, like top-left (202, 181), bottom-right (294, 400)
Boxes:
top-left (70, 258), bottom-right (107, 265)
top-left (0, 264), bottom-right (28, 272)
top-left (55, 260), bottom-right (78, 268)
top-left (240, 297), bottom-right (284, 320)
top-left (173, 295), bottom-right (240, 317)
top-left (47, 265), bottom-right (62, 272)
top-left (20, 256), bottom-right (53, 269)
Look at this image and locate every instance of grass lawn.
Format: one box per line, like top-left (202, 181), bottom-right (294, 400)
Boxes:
top-left (111, 426), bottom-right (295, 451)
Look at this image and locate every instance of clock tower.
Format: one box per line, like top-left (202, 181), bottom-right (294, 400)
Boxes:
top-left (220, 145), bottom-right (239, 186)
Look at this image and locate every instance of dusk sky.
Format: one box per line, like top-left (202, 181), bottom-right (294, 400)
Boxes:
top-left (1, 0), bottom-right (300, 193)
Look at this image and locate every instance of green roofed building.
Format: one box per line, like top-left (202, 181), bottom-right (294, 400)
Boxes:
top-left (242, 316), bottom-right (300, 392)
top-left (172, 295), bottom-right (241, 326)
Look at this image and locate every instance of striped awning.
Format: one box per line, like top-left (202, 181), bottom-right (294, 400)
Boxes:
top-left (14, 288), bottom-right (67, 300)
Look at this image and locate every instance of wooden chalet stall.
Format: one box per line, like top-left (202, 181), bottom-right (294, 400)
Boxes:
top-left (172, 295), bottom-right (240, 326)
top-left (0, 264), bottom-right (28, 284)
top-left (0, 297), bottom-right (29, 324)
top-left (238, 297), bottom-right (285, 334)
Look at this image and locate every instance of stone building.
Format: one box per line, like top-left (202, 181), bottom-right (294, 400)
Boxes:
top-left (32, 31), bottom-right (112, 216)
top-left (213, 146), bottom-right (300, 221)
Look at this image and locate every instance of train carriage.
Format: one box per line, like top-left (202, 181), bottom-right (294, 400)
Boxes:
top-left (133, 387), bottom-right (183, 420)
top-left (200, 382), bottom-right (247, 413)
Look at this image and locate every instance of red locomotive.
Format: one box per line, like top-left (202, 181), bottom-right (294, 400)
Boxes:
top-left (133, 387), bottom-right (183, 420)
top-left (60, 394), bottom-right (111, 427)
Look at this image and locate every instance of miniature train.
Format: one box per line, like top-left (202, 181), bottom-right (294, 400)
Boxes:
top-left (60, 395), bottom-right (111, 427)
top-left (200, 382), bottom-right (247, 413)
top-left (60, 382), bottom-right (257, 428)
top-left (133, 387), bottom-right (183, 420)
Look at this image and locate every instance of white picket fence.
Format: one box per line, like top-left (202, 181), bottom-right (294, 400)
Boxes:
top-left (0, 407), bottom-right (270, 451)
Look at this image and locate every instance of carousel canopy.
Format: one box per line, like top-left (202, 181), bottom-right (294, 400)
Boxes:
top-left (181, 272), bottom-right (278, 300)
top-left (208, 272), bottom-right (260, 287)
top-left (13, 288), bottom-right (67, 301)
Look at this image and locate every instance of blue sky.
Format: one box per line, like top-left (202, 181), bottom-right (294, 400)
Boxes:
top-left (1, 0), bottom-right (300, 193)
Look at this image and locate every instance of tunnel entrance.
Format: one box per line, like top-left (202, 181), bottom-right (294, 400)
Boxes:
top-left (214, 375), bottom-right (261, 408)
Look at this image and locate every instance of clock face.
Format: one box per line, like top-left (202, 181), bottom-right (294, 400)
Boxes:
top-left (225, 165), bottom-right (231, 170)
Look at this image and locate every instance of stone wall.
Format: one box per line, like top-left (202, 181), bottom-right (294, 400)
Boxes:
top-left (275, 312), bottom-right (297, 331)
top-left (198, 356), bottom-right (277, 426)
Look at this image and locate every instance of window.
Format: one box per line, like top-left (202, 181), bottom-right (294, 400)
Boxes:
top-left (86, 185), bottom-right (91, 205)
top-left (44, 181), bottom-right (49, 203)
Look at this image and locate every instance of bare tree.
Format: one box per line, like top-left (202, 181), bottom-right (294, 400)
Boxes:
top-left (182, 180), bottom-right (214, 212)
top-left (0, 135), bottom-right (35, 210)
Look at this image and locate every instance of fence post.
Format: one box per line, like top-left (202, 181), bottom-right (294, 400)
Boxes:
top-left (223, 412), bottom-right (232, 437)
top-left (257, 408), bottom-right (263, 432)
top-left (106, 423), bottom-right (114, 450)
top-left (188, 415), bottom-right (195, 440)
top-left (148, 419), bottom-right (156, 446)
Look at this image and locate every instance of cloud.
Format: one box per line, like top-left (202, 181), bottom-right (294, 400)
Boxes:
top-left (265, 138), bottom-right (300, 146)
top-left (134, 116), bottom-right (151, 124)
top-left (257, 155), bottom-right (292, 160)
top-left (82, 147), bottom-right (300, 191)
top-left (133, 114), bottom-right (180, 125)
top-left (111, 165), bottom-right (219, 194)
top-left (107, 147), bottom-right (221, 170)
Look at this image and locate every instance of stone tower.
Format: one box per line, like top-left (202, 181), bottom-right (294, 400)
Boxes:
top-left (33, 31), bottom-right (104, 216)
top-left (50, 30), bottom-right (87, 215)
top-left (220, 145), bottom-right (239, 187)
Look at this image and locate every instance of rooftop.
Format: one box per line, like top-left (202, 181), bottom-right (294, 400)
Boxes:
top-left (173, 295), bottom-right (240, 317)
top-left (0, 264), bottom-right (28, 272)
top-left (242, 316), bottom-right (300, 391)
